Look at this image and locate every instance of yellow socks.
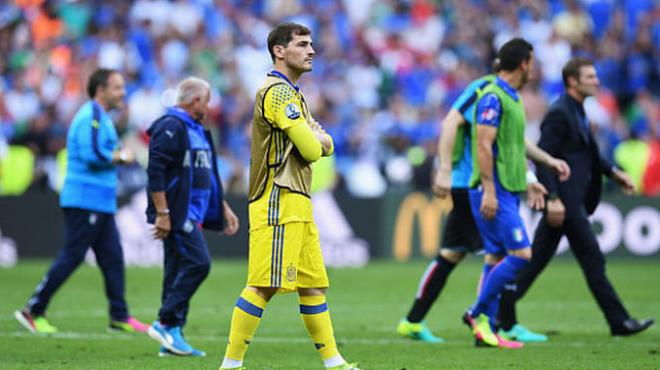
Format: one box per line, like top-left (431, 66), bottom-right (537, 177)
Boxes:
top-left (299, 295), bottom-right (341, 362)
top-left (224, 288), bottom-right (267, 362)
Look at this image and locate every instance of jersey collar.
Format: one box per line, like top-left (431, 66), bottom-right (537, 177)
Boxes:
top-left (90, 100), bottom-right (107, 116)
top-left (168, 106), bottom-right (201, 129)
top-left (495, 76), bottom-right (519, 101)
top-left (268, 70), bottom-right (300, 92)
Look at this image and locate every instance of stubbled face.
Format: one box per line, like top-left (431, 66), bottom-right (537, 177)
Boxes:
top-left (99, 73), bottom-right (126, 110)
top-left (191, 89), bottom-right (211, 122)
top-left (281, 33), bottom-right (315, 73)
top-left (520, 53), bottom-right (535, 87)
top-left (573, 65), bottom-right (600, 98)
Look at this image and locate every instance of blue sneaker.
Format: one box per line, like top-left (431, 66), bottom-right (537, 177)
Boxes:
top-left (148, 321), bottom-right (193, 355)
top-left (498, 324), bottom-right (548, 343)
top-left (158, 346), bottom-right (206, 357)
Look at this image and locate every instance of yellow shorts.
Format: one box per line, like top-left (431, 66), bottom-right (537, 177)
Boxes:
top-left (247, 222), bottom-right (329, 292)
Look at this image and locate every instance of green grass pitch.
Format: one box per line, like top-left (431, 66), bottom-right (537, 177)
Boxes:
top-left (1, 258), bottom-right (659, 369)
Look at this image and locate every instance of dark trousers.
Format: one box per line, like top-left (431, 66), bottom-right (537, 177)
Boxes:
top-left (499, 213), bottom-right (630, 328)
top-left (27, 208), bottom-right (128, 320)
top-left (158, 224), bottom-right (211, 327)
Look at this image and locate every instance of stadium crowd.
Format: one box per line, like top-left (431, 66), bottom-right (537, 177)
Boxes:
top-left (0, 0), bottom-right (659, 196)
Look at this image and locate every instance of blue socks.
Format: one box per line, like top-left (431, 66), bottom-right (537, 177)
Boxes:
top-left (472, 255), bottom-right (528, 318)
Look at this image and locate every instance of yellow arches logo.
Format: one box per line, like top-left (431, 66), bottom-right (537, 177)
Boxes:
top-left (392, 192), bottom-right (453, 261)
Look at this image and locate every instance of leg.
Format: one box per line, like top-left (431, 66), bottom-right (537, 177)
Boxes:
top-left (473, 251), bottom-right (528, 320)
top-left (564, 214), bottom-right (630, 328)
top-left (158, 226), bottom-right (211, 327)
top-left (399, 188), bottom-right (484, 341)
top-left (296, 223), bottom-right (355, 369)
top-left (498, 216), bottom-right (563, 330)
top-left (26, 208), bottom-right (99, 316)
top-left (91, 214), bottom-right (129, 321)
top-left (221, 286), bottom-right (276, 368)
top-left (149, 226), bottom-right (211, 355)
top-left (296, 223), bottom-right (357, 368)
top-left (298, 287), bottom-right (348, 368)
top-left (468, 190), bottom-right (530, 347)
top-left (222, 224), bottom-right (289, 368)
top-left (405, 249), bottom-right (465, 323)
top-left (405, 187), bottom-right (484, 324)
top-left (478, 254), bottom-right (503, 319)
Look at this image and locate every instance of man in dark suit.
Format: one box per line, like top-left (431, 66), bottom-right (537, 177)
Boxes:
top-left (497, 57), bottom-right (654, 339)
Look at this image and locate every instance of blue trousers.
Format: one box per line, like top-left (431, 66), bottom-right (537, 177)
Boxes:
top-left (27, 208), bottom-right (128, 321)
top-left (158, 224), bottom-right (211, 327)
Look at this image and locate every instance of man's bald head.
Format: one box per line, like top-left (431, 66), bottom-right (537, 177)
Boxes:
top-left (175, 77), bottom-right (211, 106)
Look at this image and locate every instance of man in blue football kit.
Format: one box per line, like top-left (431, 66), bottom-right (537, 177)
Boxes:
top-left (465, 39), bottom-right (571, 348)
top-left (398, 61), bottom-right (568, 344)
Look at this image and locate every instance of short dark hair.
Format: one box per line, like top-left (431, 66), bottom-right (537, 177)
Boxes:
top-left (496, 38), bottom-right (534, 72)
top-left (267, 22), bottom-right (311, 62)
top-left (87, 68), bottom-right (118, 98)
top-left (562, 57), bottom-right (594, 87)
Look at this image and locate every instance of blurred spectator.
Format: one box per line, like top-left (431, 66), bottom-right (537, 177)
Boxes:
top-left (0, 0), bottom-right (658, 197)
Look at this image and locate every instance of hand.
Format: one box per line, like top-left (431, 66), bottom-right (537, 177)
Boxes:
top-left (527, 182), bottom-right (547, 211)
top-left (546, 198), bottom-right (565, 228)
top-left (113, 148), bottom-right (135, 165)
top-left (222, 201), bottom-right (239, 236)
top-left (548, 157), bottom-right (570, 181)
top-left (152, 214), bottom-right (171, 240)
top-left (480, 190), bottom-right (498, 220)
top-left (612, 168), bottom-right (635, 195)
top-left (309, 118), bottom-right (323, 132)
top-left (431, 168), bottom-right (451, 198)
top-left (314, 130), bottom-right (333, 156)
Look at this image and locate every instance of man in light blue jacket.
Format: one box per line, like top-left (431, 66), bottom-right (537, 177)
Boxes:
top-left (14, 69), bottom-right (148, 334)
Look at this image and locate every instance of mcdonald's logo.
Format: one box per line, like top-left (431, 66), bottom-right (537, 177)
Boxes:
top-left (392, 192), bottom-right (453, 261)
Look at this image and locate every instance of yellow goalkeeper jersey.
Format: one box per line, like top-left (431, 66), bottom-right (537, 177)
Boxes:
top-left (248, 72), bottom-right (315, 230)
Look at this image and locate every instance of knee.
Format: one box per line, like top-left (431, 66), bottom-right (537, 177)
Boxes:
top-left (189, 259), bottom-right (211, 278)
top-left (198, 261), bottom-right (211, 277)
top-left (247, 286), bottom-right (278, 302)
top-left (439, 249), bottom-right (465, 264)
top-left (484, 253), bottom-right (503, 265)
top-left (56, 248), bottom-right (87, 266)
top-left (582, 253), bottom-right (606, 273)
top-left (298, 287), bottom-right (326, 297)
top-left (509, 248), bottom-right (532, 261)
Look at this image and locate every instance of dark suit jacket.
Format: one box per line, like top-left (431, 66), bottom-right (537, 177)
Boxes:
top-left (537, 94), bottom-right (615, 216)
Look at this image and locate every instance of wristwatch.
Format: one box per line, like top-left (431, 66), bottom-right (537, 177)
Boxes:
top-left (547, 192), bottom-right (559, 201)
top-left (157, 208), bottom-right (170, 216)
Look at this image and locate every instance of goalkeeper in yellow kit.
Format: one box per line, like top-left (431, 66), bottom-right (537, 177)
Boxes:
top-left (218, 23), bottom-right (360, 370)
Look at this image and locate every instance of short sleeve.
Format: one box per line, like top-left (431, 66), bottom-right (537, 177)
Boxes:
top-left (475, 93), bottom-right (502, 127)
top-left (263, 83), bottom-right (306, 130)
top-left (451, 79), bottom-right (489, 121)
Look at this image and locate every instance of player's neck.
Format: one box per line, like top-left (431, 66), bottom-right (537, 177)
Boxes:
top-left (567, 89), bottom-right (586, 104)
top-left (93, 97), bottom-right (110, 112)
top-left (498, 71), bottom-right (523, 90)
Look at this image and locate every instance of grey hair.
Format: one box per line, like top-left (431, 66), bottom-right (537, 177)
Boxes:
top-left (175, 77), bottom-right (211, 105)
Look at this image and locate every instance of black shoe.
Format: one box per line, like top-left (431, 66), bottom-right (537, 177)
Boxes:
top-left (611, 318), bottom-right (654, 336)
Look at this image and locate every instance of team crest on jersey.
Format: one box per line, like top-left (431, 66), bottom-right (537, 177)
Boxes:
top-left (513, 228), bottom-right (523, 242)
top-left (89, 213), bottom-right (97, 225)
top-left (286, 263), bottom-right (297, 282)
top-left (481, 107), bottom-right (497, 121)
top-left (285, 103), bottom-right (301, 120)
